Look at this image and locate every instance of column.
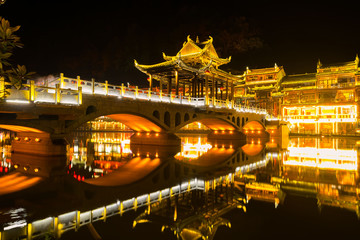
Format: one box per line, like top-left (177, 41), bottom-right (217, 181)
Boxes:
top-left (231, 81), bottom-right (235, 107)
top-left (205, 76), bottom-right (209, 105)
top-left (167, 77), bottom-right (172, 94)
top-left (226, 78), bottom-right (229, 101)
top-left (175, 71), bottom-right (179, 96)
top-left (148, 74), bottom-right (152, 90)
top-left (212, 75), bottom-right (216, 104)
top-left (215, 80), bottom-right (218, 100)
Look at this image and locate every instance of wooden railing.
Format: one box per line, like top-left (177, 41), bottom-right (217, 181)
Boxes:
top-left (0, 74), bottom-right (269, 116)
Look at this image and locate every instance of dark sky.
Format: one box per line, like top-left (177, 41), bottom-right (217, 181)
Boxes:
top-left (2, 0), bottom-right (360, 86)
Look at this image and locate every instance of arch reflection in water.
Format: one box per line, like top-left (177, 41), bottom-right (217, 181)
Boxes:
top-left (2, 133), bottom-right (360, 239)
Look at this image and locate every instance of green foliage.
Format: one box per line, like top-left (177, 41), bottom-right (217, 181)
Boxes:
top-left (0, 16), bottom-right (34, 96)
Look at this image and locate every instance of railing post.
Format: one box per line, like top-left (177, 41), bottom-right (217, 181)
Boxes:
top-left (135, 86), bottom-right (138, 98)
top-left (134, 198), bottom-right (138, 211)
top-left (78, 86), bottom-right (82, 105)
top-left (0, 77), bottom-right (5, 99)
top-left (105, 80), bottom-right (108, 95)
top-left (30, 80), bottom-right (35, 102)
top-left (91, 78), bottom-right (95, 95)
top-left (119, 202), bottom-right (124, 216)
top-left (148, 88), bottom-right (151, 100)
top-left (179, 92), bottom-right (182, 104)
top-left (170, 92), bottom-right (172, 103)
top-left (77, 76), bottom-right (81, 89)
top-left (60, 73), bottom-right (64, 88)
top-left (55, 83), bottom-right (60, 104)
top-left (27, 223), bottom-right (32, 240)
top-left (75, 211), bottom-right (80, 231)
top-left (159, 90), bottom-right (162, 100)
top-left (103, 207), bottom-right (107, 222)
top-left (53, 217), bottom-right (59, 239)
top-left (121, 83), bottom-right (125, 97)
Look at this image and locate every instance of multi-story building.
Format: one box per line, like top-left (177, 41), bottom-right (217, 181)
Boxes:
top-left (235, 64), bottom-right (285, 117)
top-left (235, 55), bottom-right (360, 135)
top-left (282, 56), bottom-right (359, 135)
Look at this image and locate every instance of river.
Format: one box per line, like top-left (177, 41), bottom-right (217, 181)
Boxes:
top-left (0, 128), bottom-right (359, 239)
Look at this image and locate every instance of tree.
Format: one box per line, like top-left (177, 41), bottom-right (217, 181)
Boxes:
top-left (0, 16), bottom-right (34, 99)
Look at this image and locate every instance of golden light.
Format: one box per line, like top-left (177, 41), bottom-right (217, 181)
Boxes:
top-left (284, 147), bottom-right (358, 171)
top-left (214, 130), bottom-right (218, 134)
top-left (34, 168), bottom-right (39, 173)
top-left (14, 137), bottom-right (20, 141)
top-left (222, 130), bottom-right (225, 134)
top-left (155, 133), bottom-right (159, 137)
top-left (230, 130), bottom-right (233, 134)
top-left (14, 164), bottom-right (19, 169)
top-left (257, 130), bottom-right (261, 134)
top-left (137, 132), bottom-right (141, 136)
top-left (24, 137), bottom-right (29, 141)
top-left (34, 138), bottom-right (41, 142)
top-left (23, 166), bottom-right (29, 171)
top-left (146, 132), bottom-right (150, 136)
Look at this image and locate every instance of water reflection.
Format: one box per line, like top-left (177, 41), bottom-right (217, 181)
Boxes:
top-left (0, 129), bottom-right (360, 239)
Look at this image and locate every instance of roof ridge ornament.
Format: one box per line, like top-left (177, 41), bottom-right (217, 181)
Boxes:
top-left (187, 35), bottom-right (192, 43)
top-left (317, 59), bottom-right (322, 69)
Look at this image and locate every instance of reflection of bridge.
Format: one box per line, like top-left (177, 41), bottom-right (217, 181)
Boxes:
top-left (0, 140), bottom-right (268, 239)
top-left (0, 74), bottom-right (269, 155)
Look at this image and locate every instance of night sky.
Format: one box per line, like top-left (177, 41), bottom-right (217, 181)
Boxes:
top-left (2, 1), bottom-right (360, 87)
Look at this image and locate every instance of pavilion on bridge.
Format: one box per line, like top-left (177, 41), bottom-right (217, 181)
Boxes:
top-left (134, 36), bottom-right (242, 106)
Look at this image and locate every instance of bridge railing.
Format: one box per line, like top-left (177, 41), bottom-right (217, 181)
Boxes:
top-left (1, 74), bottom-right (269, 116)
top-left (2, 79), bottom-right (82, 105)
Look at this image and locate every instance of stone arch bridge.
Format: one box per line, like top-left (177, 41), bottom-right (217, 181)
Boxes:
top-left (0, 75), bottom-right (269, 155)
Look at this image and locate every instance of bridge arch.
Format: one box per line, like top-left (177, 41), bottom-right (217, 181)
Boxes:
top-left (0, 123), bottom-right (51, 133)
top-left (242, 120), bottom-right (266, 131)
top-left (67, 107), bottom-right (170, 134)
top-left (174, 115), bottom-right (237, 132)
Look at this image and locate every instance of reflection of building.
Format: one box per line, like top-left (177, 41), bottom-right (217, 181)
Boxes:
top-left (279, 137), bottom-right (360, 216)
top-left (78, 116), bottom-right (131, 131)
top-left (175, 135), bottom-right (212, 161)
top-left (133, 174), bottom-right (245, 240)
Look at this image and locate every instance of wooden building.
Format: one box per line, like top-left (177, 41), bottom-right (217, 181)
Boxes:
top-left (234, 64), bottom-right (285, 117)
top-left (281, 56), bottom-right (360, 135)
top-left (135, 36), bottom-right (242, 105)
